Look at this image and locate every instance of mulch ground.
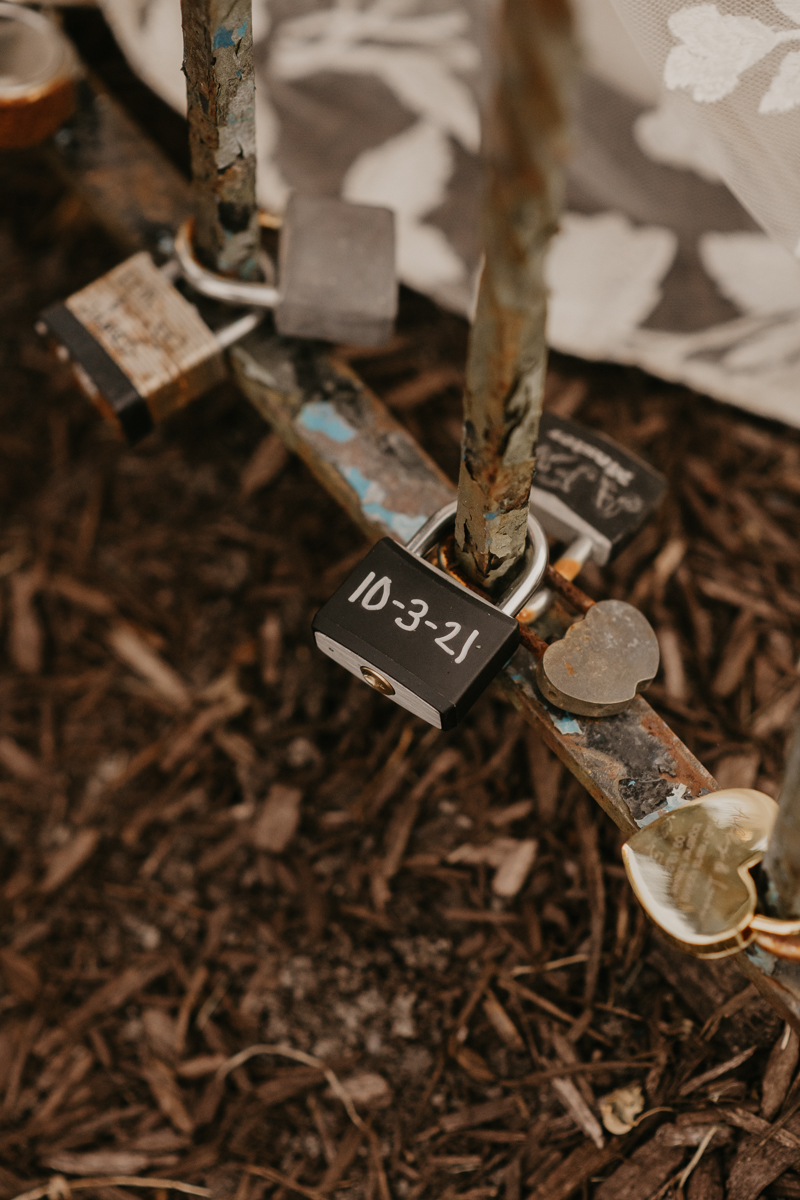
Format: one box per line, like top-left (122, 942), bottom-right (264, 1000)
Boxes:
top-left (3, 23), bottom-right (800, 1200)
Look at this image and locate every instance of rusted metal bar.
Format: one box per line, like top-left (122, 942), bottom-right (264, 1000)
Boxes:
top-left (455, 0), bottom-right (576, 588)
top-left (49, 67), bottom-right (800, 1030)
top-left (48, 79), bottom-right (191, 255)
top-left (180, 0), bottom-right (259, 279)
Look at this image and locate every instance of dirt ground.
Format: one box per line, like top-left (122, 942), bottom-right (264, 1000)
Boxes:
top-left (3, 16), bottom-right (800, 1200)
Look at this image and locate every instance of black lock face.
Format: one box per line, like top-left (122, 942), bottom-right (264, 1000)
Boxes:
top-left (312, 539), bottom-right (521, 730)
top-left (531, 414), bottom-right (665, 564)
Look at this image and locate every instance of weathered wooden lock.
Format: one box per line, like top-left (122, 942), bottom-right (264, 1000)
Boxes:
top-left (38, 193), bottom-right (397, 444)
top-left (312, 502), bottom-right (548, 730)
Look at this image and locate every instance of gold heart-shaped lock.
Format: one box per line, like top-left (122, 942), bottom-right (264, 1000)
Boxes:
top-left (622, 789), bottom-right (780, 959)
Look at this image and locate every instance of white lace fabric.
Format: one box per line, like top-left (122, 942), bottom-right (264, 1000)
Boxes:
top-left (610, 1), bottom-right (800, 259)
top-left (102, 0), bottom-right (800, 427)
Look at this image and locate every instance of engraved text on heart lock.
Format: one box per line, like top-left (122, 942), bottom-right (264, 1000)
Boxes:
top-left (536, 599), bottom-right (660, 717)
top-left (622, 788), bottom-right (778, 959)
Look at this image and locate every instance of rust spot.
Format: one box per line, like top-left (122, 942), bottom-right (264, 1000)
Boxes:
top-left (0, 78), bottom-right (75, 150)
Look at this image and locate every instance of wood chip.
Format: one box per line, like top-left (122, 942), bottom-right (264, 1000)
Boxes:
top-left (711, 612), bottom-right (757, 698)
top-left (680, 1045), bottom-right (757, 1097)
top-left (442, 909), bottom-right (522, 925)
top-left (40, 828), bottom-right (100, 894)
top-left (594, 1127), bottom-right (685, 1200)
top-left (550, 1076), bottom-right (604, 1149)
top-left (251, 784), bottom-right (302, 853)
top-left (49, 574), bottom-right (115, 615)
top-left (43, 1151), bottom-right (151, 1175)
top-left (333, 1072), bottom-right (391, 1109)
top-left (751, 681), bottom-right (800, 738)
top-left (9, 564), bottom-right (44, 673)
top-left (482, 991), bottom-right (525, 1049)
top-left (762, 1025), bottom-right (800, 1121)
top-left (240, 432), bottom-right (289, 497)
top-left (658, 626), bottom-right (690, 703)
top-left (0, 736), bottom-right (41, 781)
top-left (696, 576), bottom-right (778, 620)
top-left (140, 1057), bottom-right (193, 1134)
top-left (529, 1139), bottom-right (621, 1200)
top-left (63, 958), bottom-right (172, 1033)
top-left (447, 837), bottom-right (520, 869)
top-left (0, 948), bottom-right (40, 1002)
top-left (176, 1054), bottom-right (226, 1079)
top-left (438, 1096), bottom-right (520, 1134)
top-left (107, 624), bottom-right (191, 710)
top-left (717, 1105), bottom-right (800, 1150)
top-left (726, 1112), bottom-right (800, 1200)
top-left (257, 1066), bottom-right (326, 1106)
top-left (492, 839), bottom-right (537, 897)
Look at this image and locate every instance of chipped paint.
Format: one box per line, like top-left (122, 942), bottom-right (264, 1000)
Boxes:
top-left (550, 711), bottom-right (582, 736)
top-left (299, 401), bottom-right (356, 444)
top-left (745, 942), bottom-right (777, 975)
top-left (184, 1), bottom-right (258, 277)
top-left (638, 784), bottom-right (690, 828)
top-left (342, 465), bottom-right (426, 542)
top-left (212, 25), bottom-right (236, 49)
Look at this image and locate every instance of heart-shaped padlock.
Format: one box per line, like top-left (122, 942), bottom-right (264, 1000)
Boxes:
top-left (621, 788), bottom-right (800, 959)
top-left (536, 599), bottom-right (660, 717)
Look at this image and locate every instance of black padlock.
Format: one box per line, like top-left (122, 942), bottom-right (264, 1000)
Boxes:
top-left (312, 502), bottom-right (548, 730)
top-left (530, 414), bottom-right (666, 565)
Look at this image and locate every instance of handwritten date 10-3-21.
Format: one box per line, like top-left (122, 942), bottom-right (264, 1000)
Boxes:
top-left (348, 571), bottom-right (481, 665)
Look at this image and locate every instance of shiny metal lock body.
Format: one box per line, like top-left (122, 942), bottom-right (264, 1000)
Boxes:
top-left (312, 501), bottom-right (548, 730)
top-left (622, 788), bottom-right (800, 959)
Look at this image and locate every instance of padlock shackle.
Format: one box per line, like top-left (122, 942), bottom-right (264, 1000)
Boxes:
top-left (406, 501), bottom-right (548, 618)
top-left (174, 220), bottom-right (280, 309)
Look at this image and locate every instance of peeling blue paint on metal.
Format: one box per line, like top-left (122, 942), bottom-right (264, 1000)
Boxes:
top-left (745, 943), bottom-right (777, 975)
top-left (484, 511), bottom-right (500, 521)
top-left (237, 19), bottom-right (248, 36)
top-left (299, 402), bottom-right (356, 443)
top-left (212, 25), bottom-right (235, 48)
top-left (341, 465), bottom-right (426, 541)
top-left (550, 711), bottom-right (582, 736)
top-left (638, 784), bottom-right (690, 828)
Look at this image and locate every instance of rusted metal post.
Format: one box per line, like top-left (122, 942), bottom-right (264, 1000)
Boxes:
top-left (180, 0), bottom-right (260, 280)
top-left (455, 0), bottom-right (577, 587)
top-left (763, 712), bottom-right (800, 918)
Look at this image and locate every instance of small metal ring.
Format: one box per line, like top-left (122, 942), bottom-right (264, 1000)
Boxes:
top-left (173, 219), bottom-right (280, 309)
top-left (750, 914), bottom-right (800, 936)
top-left (406, 500), bottom-right (548, 617)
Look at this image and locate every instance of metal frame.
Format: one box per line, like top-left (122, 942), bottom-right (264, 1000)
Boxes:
top-left (45, 72), bottom-right (800, 1028)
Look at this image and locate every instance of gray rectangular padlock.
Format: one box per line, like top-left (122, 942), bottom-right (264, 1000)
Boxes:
top-left (312, 502), bottom-right (548, 730)
top-left (38, 193), bottom-right (397, 445)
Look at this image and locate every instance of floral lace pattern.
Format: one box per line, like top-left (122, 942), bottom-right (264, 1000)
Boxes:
top-left (665, 2), bottom-right (800, 111)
